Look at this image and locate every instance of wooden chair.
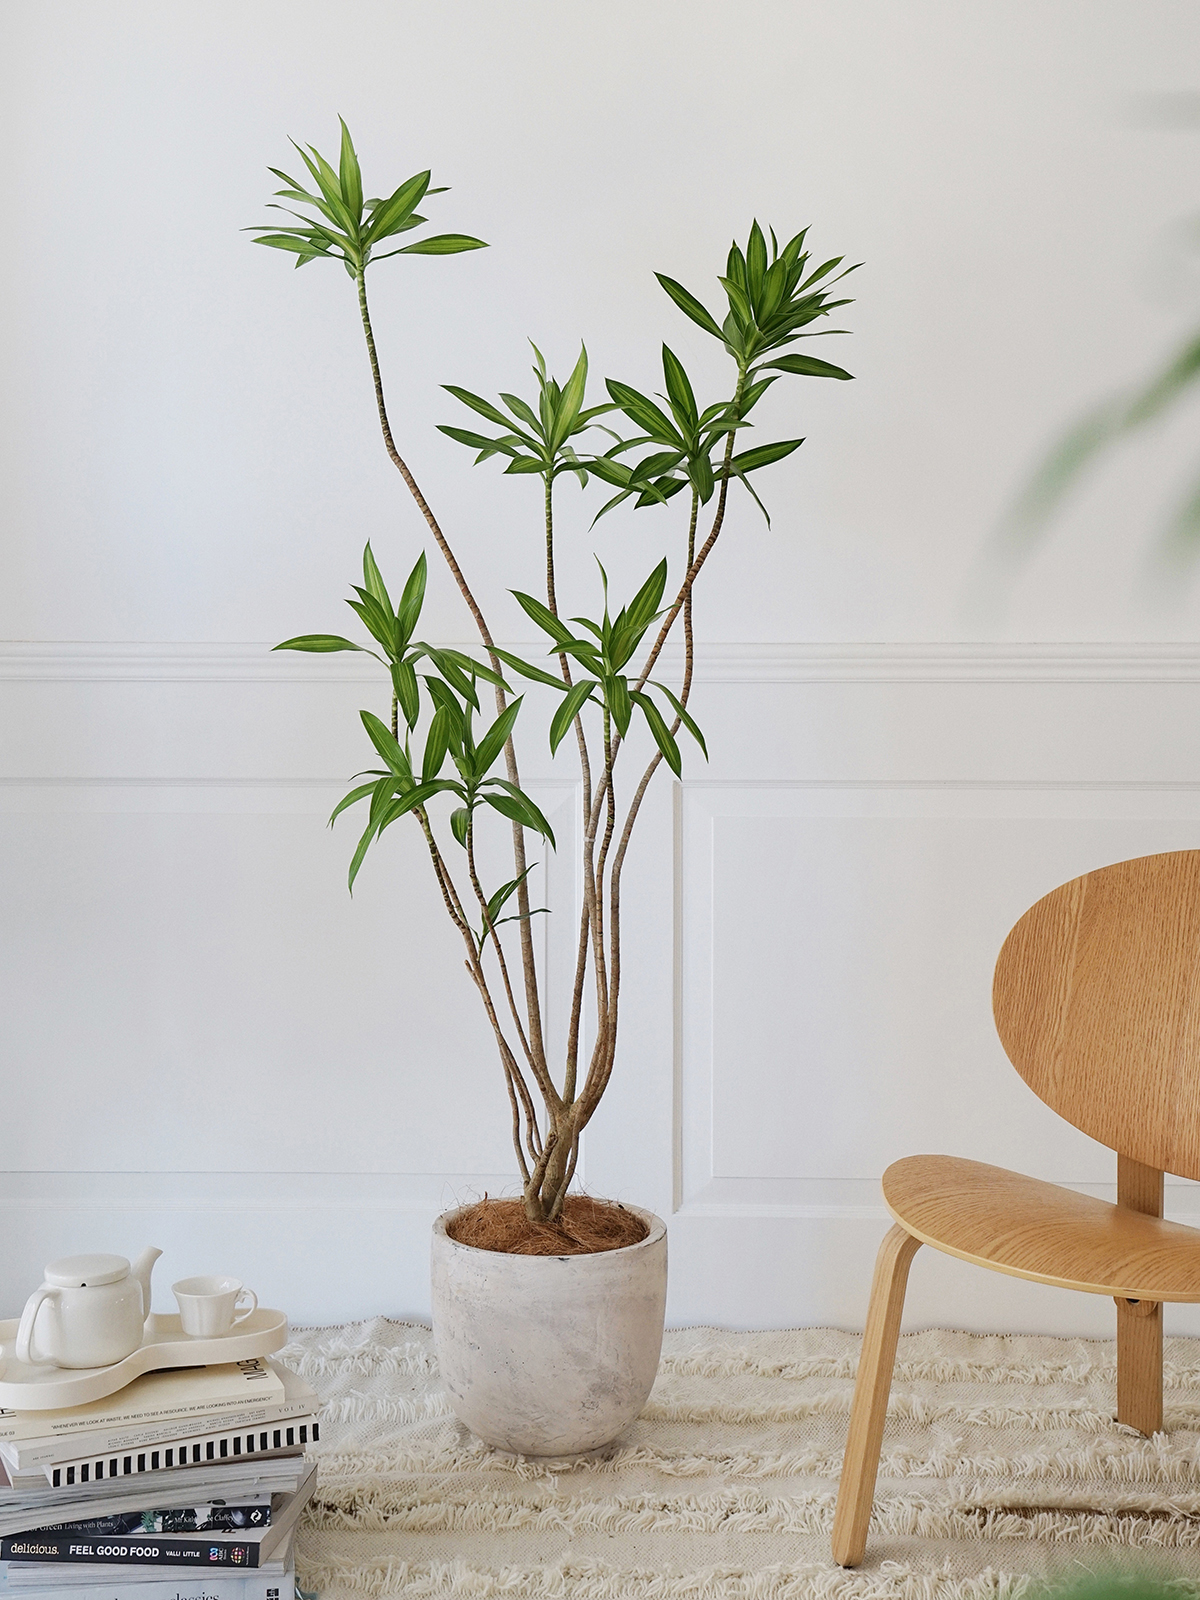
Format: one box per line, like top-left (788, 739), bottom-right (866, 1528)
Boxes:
top-left (832, 849), bottom-right (1200, 1569)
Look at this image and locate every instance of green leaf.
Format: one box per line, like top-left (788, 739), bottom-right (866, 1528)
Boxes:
top-left (634, 475), bottom-right (689, 508)
top-left (252, 232), bottom-right (334, 257)
top-left (661, 345), bottom-right (698, 430)
top-left (626, 558), bottom-right (669, 632)
top-left (604, 672), bottom-right (632, 737)
top-left (655, 273), bottom-right (725, 340)
top-left (728, 438), bottom-right (804, 474)
top-left (273, 634), bottom-right (368, 652)
top-left (435, 647), bottom-right (509, 692)
top-left (337, 118), bottom-right (363, 223)
top-left (376, 781), bottom-right (457, 833)
top-left (720, 273), bottom-right (754, 328)
top-left (503, 454), bottom-right (547, 475)
top-left (438, 423), bottom-right (523, 457)
top-left (605, 380), bottom-right (682, 448)
top-left (347, 813), bottom-right (380, 893)
top-left (549, 680), bottom-right (595, 753)
top-left (396, 552), bottom-right (427, 644)
top-left (732, 467), bottom-right (773, 526)
top-left (584, 455), bottom-right (633, 489)
top-left (500, 392), bottom-right (542, 432)
top-left (738, 375), bottom-right (779, 415)
top-left (558, 637), bottom-right (603, 673)
top-left (549, 345), bottom-right (589, 452)
top-left (690, 452), bottom-right (715, 504)
top-left (762, 353), bottom-right (854, 381)
top-left (482, 783), bottom-right (556, 847)
top-left (391, 657), bottom-right (420, 729)
top-left (347, 592), bottom-right (399, 656)
top-left (511, 590), bottom-right (574, 646)
top-left (423, 706), bottom-right (455, 782)
top-left (328, 780), bottom-right (377, 826)
top-left (726, 241), bottom-right (747, 289)
top-left (474, 696), bottom-right (523, 774)
top-left (629, 449), bottom-right (686, 484)
top-left (798, 255), bottom-right (845, 292)
top-left (485, 863), bottom-right (536, 926)
top-left (477, 864), bottom-right (546, 946)
top-left (745, 220), bottom-right (768, 305)
top-left (492, 646), bottom-right (569, 690)
top-left (757, 257), bottom-right (789, 324)
top-left (425, 648), bottom-right (480, 709)
top-left (361, 709), bottom-right (410, 775)
top-left (395, 234), bottom-right (488, 255)
top-left (361, 541), bottom-right (391, 612)
top-left (590, 488), bottom-right (634, 523)
top-left (424, 675), bottom-right (467, 730)
top-left (650, 682), bottom-right (708, 758)
top-left (442, 385), bottom-right (526, 433)
top-left (364, 170), bottom-right (430, 245)
top-left (450, 805), bottom-right (472, 847)
top-left (630, 691), bottom-right (681, 777)
top-left (292, 140), bottom-right (357, 236)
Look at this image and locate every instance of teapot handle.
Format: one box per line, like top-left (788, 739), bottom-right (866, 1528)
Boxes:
top-left (15, 1284), bottom-right (58, 1366)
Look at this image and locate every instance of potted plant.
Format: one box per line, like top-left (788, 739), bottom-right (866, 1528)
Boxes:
top-left (251, 121), bottom-right (856, 1454)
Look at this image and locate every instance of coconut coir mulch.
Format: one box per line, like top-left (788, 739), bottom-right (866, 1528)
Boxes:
top-left (446, 1195), bottom-right (648, 1255)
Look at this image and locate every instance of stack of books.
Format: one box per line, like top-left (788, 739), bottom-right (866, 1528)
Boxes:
top-left (0, 1359), bottom-right (319, 1600)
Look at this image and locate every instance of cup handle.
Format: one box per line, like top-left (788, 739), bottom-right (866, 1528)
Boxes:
top-left (231, 1288), bottom-right (258, 1327)
top-left (16, 1285), bottom-right (58, 1365)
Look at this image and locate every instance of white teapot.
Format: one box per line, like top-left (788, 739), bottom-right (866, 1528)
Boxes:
top-left (15, 1248), bottom-right (162, 1369)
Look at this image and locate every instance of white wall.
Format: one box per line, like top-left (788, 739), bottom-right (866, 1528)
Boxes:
top-left (4, 1), bottom-right (1200, 1333)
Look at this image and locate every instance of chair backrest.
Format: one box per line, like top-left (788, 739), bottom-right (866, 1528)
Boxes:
top-left (992, 849), bottom-right (1200, 1181)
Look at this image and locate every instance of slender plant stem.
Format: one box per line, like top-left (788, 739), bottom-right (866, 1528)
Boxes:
top-left (414, 804), bottom-right (540, 1177)
top-left (576, 412), bottom-right (742, 1132)
top-left (355, 267), bottom-right (551, 1123)
top-left (633, 376), bottom-right (745, 696)
top-left (467, 824), bottom-right (551, 1101)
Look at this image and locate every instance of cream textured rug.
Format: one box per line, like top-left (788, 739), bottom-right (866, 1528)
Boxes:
top-left (280, 1319), bottom-right (1200, 1599)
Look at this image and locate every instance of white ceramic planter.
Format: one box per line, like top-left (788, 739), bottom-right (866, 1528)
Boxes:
top-left (431, 1204), bottom-right (667, 1456)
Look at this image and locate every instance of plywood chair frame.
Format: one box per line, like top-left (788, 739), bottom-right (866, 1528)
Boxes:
top-left (831, 850), bottom-right (1200, 1569)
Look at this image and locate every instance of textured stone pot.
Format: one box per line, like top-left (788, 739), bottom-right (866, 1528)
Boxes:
top-left (431, 1203), bottom-right (667, 1455)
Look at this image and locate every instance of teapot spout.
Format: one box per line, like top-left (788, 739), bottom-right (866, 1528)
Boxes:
top-left (131, 1246), bottom-right (163, 1322)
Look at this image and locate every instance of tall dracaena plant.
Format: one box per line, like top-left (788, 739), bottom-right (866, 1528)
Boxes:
top-left (252, 122), bottom-right (857, 1223)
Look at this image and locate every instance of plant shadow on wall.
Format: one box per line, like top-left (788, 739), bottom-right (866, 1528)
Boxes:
top-left (249, 121), bottom-right (856, 1250)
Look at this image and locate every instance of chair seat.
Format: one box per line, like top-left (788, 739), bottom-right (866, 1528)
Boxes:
top-left (883, 1154), bottom-right (1200, 1301)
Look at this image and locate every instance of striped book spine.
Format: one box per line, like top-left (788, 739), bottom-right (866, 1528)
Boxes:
top-left (47, 1422), bottom-right (319, 1487)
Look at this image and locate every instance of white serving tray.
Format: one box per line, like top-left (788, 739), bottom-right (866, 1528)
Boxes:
top-left (0, 1308), bottom-right (288, 1409)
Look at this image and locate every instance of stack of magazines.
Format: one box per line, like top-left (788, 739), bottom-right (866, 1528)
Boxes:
top-left (0, 1359), bottom-right (318, 1600)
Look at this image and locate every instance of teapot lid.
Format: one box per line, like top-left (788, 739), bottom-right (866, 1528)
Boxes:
top-left (44, 1253), bottom-right (130, 1288)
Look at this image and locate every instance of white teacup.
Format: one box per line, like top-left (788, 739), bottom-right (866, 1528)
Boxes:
top-left (173, 1275), bottom-right (257, 1337)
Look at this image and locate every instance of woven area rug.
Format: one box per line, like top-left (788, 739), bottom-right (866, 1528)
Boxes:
top-left (280, 1319), bottom-right (1200, 1599)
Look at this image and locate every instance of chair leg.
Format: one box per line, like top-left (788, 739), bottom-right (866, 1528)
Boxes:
top-left (1114, 1154), bottom-right (1164, 1437)
top-left (832, 1224), bottom-right (922, 1568)
top-left (1115, 1296), bottom-right (1163, 1436)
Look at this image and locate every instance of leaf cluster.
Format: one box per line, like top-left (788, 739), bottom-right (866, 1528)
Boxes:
top-left (248, 118), bottom-right (486, 277)
top-left (598, 221), bottom-right (858, 521)
top-left (659, 218), bottom-right (857, 376)
top-left (438, 344), bottom-right (616, 487)
top-left (587, 346), bottom-right (748, 519)
top-left (498, 561), bottom-right (706, 778)
top-left (274, 542), bottom-right (507, 731)
top-left (276, 545), bottom-right (554, 891)
top-left (339, 688), bottom-right (554, 893)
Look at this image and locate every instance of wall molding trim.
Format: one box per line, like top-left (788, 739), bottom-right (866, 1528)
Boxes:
top-left (4, 640), bottom-right (1200, 684)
